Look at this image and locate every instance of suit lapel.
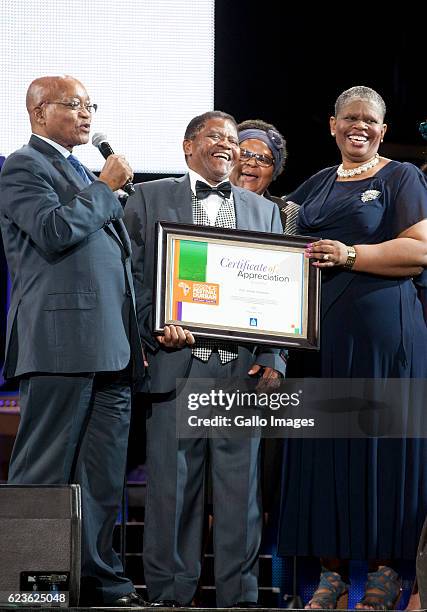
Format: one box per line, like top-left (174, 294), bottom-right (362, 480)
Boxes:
top-left (51, 156), bottom-right (88, 190)
top-left (111, 219), bottom-right (131, 257)
top-left (29, 136), bottom-right (131, 256)
top-left (169, 177), bottom-right (251, 228)
top-left (29, 135), bottom-right (86, 190)
top-left (167, 175), bottom-right (194, 224)
top-left (232, 186), bottom-right (250, 230)
top-left (29, 134), bottom-right (63, 158)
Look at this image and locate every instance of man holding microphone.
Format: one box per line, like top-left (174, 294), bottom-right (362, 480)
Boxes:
top-left (0, 75), bottom-right (146, 607)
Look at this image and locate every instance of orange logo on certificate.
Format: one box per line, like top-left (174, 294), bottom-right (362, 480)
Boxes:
top-left (174, 280), bottom-right (220, 305)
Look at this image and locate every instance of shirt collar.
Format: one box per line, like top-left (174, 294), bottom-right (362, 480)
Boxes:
top-left (188, 168), bottom-right (231, 196)
top-left (32, 134), bottom-right (73, 159)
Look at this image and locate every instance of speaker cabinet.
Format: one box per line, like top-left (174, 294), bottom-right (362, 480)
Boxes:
top-left (0, 484), bottom-right (81, 606)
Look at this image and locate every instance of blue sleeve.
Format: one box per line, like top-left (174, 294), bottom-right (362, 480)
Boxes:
top-left (0, 153), bottom-right (122, 255)
top-left (391, 162), bottom-right (427, 236)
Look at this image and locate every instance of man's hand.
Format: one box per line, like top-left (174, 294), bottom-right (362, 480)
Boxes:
top-left (248, 364), bottom-right (282, 390)
top-left (142, 347), bottom-right (148, 368)
top-left (98, 154), bottom-right (133, 192)
top-left (156, 325), bottom-right (195, 349)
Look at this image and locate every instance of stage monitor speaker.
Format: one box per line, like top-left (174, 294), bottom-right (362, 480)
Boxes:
top-left (0, 484), bottom-right (81, 607)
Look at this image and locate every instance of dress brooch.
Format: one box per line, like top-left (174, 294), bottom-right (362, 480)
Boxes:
top-left (360, 189), bottom-right (381, 203)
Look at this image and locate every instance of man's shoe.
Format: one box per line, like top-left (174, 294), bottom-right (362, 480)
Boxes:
top-left (110, 591), bottom-right (149, 607)
top-left (150, 600), bottom-right (184, 607)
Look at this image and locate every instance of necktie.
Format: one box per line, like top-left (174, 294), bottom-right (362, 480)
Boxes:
top-left (195, 180), bottom-right (232, 200)
top-left (67, 154), bottom-right (92, 185)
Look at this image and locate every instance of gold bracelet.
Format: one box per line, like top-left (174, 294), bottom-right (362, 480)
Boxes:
top-left (344, 245), bottom-right (357, 269)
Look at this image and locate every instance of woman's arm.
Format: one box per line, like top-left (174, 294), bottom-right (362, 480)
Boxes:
top-left (306, 219), bottom-right (427, 277)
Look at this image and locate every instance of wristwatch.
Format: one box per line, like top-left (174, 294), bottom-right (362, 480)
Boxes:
top-left (343, 245), bottom-right (357, 269)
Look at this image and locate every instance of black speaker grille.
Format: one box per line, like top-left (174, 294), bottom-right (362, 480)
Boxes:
top-left (0, 485), bottom-right (81, 605)
top-left (0, 486), bottom-right (73, 519)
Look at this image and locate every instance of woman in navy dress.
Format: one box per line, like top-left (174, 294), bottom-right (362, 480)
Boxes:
top-left (278, 86), bottom-right (427, 609)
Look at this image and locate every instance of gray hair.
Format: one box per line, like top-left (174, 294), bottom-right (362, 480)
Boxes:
top-left (334, 86), bottom-right (386, 120)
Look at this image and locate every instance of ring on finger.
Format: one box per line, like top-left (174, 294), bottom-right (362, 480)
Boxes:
top-left (323, 254), bottom-right (330, 261)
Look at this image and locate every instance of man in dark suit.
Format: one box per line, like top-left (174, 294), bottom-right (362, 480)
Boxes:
top-left (124, 111), bottom-right (286, 607)
top-left (0, 75), bottom-right (146, 607)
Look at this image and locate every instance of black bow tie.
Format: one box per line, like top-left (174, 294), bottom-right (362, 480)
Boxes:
top-left (195, 180), bottom-right (232, 200)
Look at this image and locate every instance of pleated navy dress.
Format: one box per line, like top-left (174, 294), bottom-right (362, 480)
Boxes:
top-left (278, 161), bottom-right (427, 560)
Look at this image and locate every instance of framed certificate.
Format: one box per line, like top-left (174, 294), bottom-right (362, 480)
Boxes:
top-left (153, 222), bottom-right (320, 349)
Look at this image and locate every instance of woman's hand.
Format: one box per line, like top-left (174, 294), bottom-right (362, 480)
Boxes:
top-left (305, 239), bottom-right (349, 267)
top-left (305, 220), bottom-right (427, 276)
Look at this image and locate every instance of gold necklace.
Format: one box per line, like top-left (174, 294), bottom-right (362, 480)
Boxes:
top-left (337, 154), bottom-right (380, 178)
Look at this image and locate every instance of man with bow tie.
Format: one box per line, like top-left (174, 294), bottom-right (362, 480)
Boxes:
top-left (0, 75), bottom-right (147, 607)
top-left (124, 111), bottom-right (285, 607)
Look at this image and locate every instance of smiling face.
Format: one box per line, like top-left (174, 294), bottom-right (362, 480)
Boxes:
top-left (183, 117), bottom-right (240, 184)
top-left (231, 138), bottom-right (275, 195)
top-left (330, 99), bottom-right (387, 165)
top-left (30, 77), bottom-right (93, 151)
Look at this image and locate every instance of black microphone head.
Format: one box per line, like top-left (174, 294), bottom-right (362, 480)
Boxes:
top-left (92, 132), bottom-right (108, 148)
top-left (123, 181), bottom-right (135, 196)
top-left (92, 132), bottom-right (114, 159)
top-left (92, 132), bottom-right (134, 195)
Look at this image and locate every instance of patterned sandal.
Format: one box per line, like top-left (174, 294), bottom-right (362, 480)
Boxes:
top-left (305, 570), bottom-right (349, 609)
top-left (356, 566), bottom-right (402, 610)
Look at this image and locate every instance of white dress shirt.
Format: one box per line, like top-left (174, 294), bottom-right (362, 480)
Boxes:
top-left (188, 168), bottom-right (233, 225)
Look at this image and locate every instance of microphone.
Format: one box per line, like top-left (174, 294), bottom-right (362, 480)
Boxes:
top-left (92, 132), bottom-right (135, 195)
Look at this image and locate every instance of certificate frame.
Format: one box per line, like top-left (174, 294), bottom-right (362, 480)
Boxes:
top-left (153, 221), bottom-right (321, 349)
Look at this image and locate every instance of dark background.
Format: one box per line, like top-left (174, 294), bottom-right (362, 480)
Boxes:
top-left (213, 4), bottom-right (426, 195)
top-left (1, 7), bottom-right (426, 381)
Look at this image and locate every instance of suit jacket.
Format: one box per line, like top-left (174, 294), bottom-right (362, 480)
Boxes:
top-left (124, 174), bottom-right (286, 393)
top-left (0, 135), bottom-right (143, 378)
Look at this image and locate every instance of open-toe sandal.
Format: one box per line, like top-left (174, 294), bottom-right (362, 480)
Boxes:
top-left (305, 570), bottom-right (349, 609)
top-left (356, 566), bottom-right (401, 610)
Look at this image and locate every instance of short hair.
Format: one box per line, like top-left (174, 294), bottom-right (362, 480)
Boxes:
top-left (334, 86), bottom-right (386, 120)
top-left (184, 110), bottom-right (237, 140)
top-left (238, 118), bottom-right (287, 177)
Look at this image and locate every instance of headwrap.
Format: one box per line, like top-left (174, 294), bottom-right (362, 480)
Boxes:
top-left (238, 128), bottom-right (285, 180)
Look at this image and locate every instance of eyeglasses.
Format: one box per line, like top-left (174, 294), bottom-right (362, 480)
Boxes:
top-left (240, 148), bottom-right (274, 168)
top-left (42, 100), bottom-right (98, 114)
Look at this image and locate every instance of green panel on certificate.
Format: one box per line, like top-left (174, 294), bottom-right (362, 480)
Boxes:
top-left (178, 240), bottom-right (208, 281)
